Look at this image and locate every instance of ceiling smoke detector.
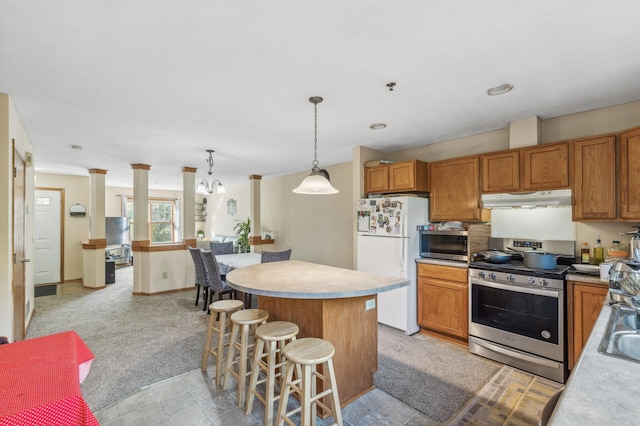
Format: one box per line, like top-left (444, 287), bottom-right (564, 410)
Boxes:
top-left (370, 123), bottom-right (387, 130)
top-left (70, 145), bottom-right (83, 150)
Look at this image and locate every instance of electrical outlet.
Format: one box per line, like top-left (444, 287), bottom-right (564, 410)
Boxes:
top-left (365, 298), bottom-right (376, 310)
top-left (162, 272), bottom-right (168, 279)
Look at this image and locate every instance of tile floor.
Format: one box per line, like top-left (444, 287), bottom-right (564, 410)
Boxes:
top-left (95, 366), bottom-right (438, 426)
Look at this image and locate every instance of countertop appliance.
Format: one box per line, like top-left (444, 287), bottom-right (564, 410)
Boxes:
top-left (468, 238), bottom-right (575, 383)
top-left (419, 229), bottom-right (469, 262)
top-left (356, 196), bottom-right (429, 335)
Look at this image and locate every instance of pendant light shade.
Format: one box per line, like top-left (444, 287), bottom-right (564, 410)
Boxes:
top-left (293, 96), bottom-right (339, 195)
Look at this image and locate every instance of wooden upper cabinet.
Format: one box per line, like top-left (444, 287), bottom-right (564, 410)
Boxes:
top-left (521, 142), bottom-right (570, 190)
top-left (389, 160), bottom-right (428, 192)
top-left (481, 150), bottom-right (520, 193)
top-left (572, 135), bottom-right (617, 221)
top-left (364, 165), bottom-right (389, 194)
top-left (364, 160), bottom-right (428, 195)
top-left (430, 155), bottom-right (483, 221)
top-left (620, 126), bottom-right (640, 220)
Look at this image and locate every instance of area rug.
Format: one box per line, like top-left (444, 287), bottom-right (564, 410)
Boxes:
top-left (447, 365), bottom-right (564, 425)
top-left (375, 326), bottom-right (502, 423)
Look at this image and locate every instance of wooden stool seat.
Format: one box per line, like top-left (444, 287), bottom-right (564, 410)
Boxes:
top-left (223, 308), bottom-right (269, 408)
top-left (201, 299), bottom-right (244, 385)
top-left (246, 321), bottom-right (299, 426)
top-left (276, 338), bottom-right (343, 426)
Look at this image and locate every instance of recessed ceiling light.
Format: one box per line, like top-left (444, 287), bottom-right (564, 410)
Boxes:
top-left (70, 145), bottom-right (83, 150)
top-left (487, 84), bottom-right (513, 96)
top-left (370, 123), bottom-right (387, 130)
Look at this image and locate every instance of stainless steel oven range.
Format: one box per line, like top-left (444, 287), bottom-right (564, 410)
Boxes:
top-left (468, 239), bottom-right (575, 383)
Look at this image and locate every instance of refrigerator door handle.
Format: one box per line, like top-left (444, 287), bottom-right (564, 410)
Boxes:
top-left (401, 237), bottom-right (406, 277)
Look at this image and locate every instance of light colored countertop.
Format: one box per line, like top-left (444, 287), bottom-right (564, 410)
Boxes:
top-left (226, 259), bottom-right (408, 299)
top-left (550, 302), bottom-right (640, 425)
top-left (415, 257), bottom-right (469, 268)
top-left (566, 272), bottom-right (608, 285)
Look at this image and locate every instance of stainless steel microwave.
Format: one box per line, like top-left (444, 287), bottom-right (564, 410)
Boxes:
top-left (419, 229), bottom-right (469, 262)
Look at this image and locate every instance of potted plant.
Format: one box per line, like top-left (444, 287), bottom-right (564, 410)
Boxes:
top-left (233, 217), bottom-right (251, 253)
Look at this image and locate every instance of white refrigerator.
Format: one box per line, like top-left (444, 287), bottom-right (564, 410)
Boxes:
top-left (356, 196), bottom-right (429, 335)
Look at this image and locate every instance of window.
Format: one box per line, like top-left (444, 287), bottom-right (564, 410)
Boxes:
top-left (125, 198), bottom-right (176, 243)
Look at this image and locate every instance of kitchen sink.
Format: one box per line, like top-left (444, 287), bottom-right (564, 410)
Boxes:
top-left (598, 304), bottom-right (640, 363)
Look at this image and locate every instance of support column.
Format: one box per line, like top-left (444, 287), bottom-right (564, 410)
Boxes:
top-left (248, 175), bottom-right (262, 253)
top-left (131, 164), bottom-right (150, 294)
top-left (182, 166), bottom-right (197, 247)
top-left (82, 168), bottom-right (107, 289)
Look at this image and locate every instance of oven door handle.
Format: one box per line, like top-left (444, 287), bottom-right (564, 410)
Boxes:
top-left (470, 278), bottom-right (560, 298)
top-left (473, 338), bottom-right (562, 369)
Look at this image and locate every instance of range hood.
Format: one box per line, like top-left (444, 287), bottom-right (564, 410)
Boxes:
top-left (482, 189), bottom-right (572, 209)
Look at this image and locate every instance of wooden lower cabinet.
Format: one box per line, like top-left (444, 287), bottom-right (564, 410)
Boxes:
top-left (417, 263), bottom-right (468, 345)
top-left (567, 280), bottom-right (608, 370)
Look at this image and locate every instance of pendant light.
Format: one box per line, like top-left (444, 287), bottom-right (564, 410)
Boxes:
top-left (292, 96), bottom-right (339, 195)
top-left (197, 149), bottom-right (226, 195)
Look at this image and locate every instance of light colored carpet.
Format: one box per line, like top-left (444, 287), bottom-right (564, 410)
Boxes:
top-left (447, 365), bottom-right (564, 425)
top-left (375, 325), bottom-right (502, 423)
top-left (26, 266), bottom-right (209, 412)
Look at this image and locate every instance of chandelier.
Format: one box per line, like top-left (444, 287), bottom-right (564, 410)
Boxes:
top-left (198, 149), bottom-right (226, 195)
top-left (292, 96), bottom-right (339, 195)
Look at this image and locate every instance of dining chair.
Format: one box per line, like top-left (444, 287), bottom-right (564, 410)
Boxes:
top-left (201, 250), bottom-right (238, 311)
top-left (210, 241), bottom-right (235, 255)
top-left (188, 247), bottom-right (210, 310)
top-left (260, 249), bottom-right (292, 263)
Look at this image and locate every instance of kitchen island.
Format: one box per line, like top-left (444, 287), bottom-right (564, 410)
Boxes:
top-left (225, 260), bottom-right (408, 410)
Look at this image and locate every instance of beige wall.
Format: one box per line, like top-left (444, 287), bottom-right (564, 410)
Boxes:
top-left (1, 94), bottom-right (35, 341)
top-left (542, 100), bottom-right (640, 143)
top-left (261, 162), bottom-right (354, 269)
top-left (202, 183), bottom-right (251, 239)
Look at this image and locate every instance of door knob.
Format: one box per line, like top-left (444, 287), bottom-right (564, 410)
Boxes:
top-left (20, 258), bottom-right (31, 263)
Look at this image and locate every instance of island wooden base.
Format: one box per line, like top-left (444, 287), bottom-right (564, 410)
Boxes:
top-left (258, 294), bottom-right (378, 415)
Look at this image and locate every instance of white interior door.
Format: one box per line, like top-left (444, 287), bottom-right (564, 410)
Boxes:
top-left (35, 190), bottom-right (62, 284)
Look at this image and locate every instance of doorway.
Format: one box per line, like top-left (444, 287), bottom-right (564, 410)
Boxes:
top-left (34, 189), bottom-right (64, 284)
top-left (12, 145), bottom-right (26, 341)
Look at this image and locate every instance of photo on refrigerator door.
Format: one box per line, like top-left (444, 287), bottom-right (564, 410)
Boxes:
top-left (357, 211), bottom-right (370, 232)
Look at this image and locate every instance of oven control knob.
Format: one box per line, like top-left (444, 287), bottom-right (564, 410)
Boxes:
top-left (479, 271), bottom-right (486, 279)
top-left (507, 274), bottom-right (516, 282)
top-left (540, 279), bottom-right (549, 287)
top-left (489, 272), bottom-right (497, 280)
top-left (527, 276), bottom-right (536, 285)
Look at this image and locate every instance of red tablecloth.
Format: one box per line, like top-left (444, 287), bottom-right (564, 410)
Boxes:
top-left (0, 330), bottom-right (98, 426)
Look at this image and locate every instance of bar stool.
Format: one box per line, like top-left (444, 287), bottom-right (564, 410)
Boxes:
top-left (276, 338), bottom-right (343, 426)
top-left (245, 321), bottom-right (300, 426)
top-left (222, 308), bottom-right (269, 407)
top-left (201, 299), bottom-right (244, 385)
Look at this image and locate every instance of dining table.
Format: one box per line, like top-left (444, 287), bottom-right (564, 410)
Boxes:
top-left (226, 259), bottom-right (408, 415)
top-left (0, 330), bottom-right (98, 425)
top-left (215, 252), bottom-right (262, 275)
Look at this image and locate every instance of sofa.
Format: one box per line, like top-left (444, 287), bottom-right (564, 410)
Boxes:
top-left (196, 234), bottom-right (239, 252)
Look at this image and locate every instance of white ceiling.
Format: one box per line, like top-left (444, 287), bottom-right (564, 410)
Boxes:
top-left (1, 0), bottom-right (640, 190)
